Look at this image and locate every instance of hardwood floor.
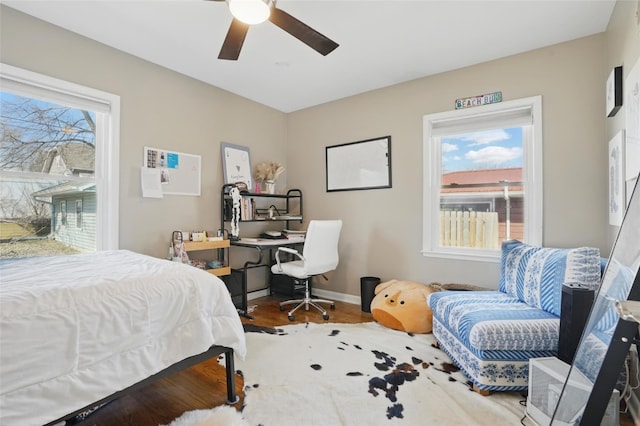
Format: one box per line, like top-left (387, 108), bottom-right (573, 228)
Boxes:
top-left (74, 295), bottom-right (635, 425)
top-left (75, 296), bottom-right (372, 426)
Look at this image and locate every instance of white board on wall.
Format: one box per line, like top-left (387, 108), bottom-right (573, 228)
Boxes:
top-left (142, 146), bottom-right (201, 196)
top-left (325, 136), bottom-right (392, 192)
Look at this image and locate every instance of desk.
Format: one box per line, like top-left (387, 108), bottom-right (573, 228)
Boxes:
top-left (230, 238), bottom-right (304, 318)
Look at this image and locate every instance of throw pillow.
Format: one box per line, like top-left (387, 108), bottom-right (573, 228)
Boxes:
top-left (499, 240), bottom-right (601, 316)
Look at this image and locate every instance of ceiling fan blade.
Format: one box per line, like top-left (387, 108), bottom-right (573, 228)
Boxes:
top-left (269, 8), bottom-right (338, 56)
top-left (218, 18), bottom-right (250, 60)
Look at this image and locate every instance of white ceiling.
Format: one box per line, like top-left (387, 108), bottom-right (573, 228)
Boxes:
top-left (4, 0), bottom-right (616, 113)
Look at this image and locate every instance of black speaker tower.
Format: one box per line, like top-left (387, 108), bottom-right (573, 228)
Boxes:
top-left (558, 285), bottom-right (595, 364)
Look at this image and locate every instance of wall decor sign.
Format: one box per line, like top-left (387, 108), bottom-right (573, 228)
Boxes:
top-left (606, 65), bottom-right (623, 117)
top-left (326, 136), bottom-right (391, 192)
top-left (455, 91), bottom-right (502, 109)
top-left (220, 142), bottom-right (253, 190)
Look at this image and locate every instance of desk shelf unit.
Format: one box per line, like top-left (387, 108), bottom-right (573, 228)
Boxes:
top-left (182, 239), bottom-right (231, 277)
top-left (220, 184), bottom-right (304, 317)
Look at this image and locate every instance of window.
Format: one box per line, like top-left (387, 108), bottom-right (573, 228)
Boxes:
top-left (0, 64), bottom-right (120, 257)
top-left (422, 96), bottom-right (542, 261)
top-left (60, 200), bottom-right (67, 226)
top-left (76, 199), bottom-right (83, 229)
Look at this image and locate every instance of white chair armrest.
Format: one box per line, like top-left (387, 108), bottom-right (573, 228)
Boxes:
top-left (274, 246), bottom-right (305, 271)
top-left (278, 247), bottom-right (298, 255)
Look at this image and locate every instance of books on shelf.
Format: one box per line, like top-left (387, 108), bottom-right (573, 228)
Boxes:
top-left (283, 229), bottom-right (305, 242)
top-left (283, 229), bottom-right (306, 234)
top-left (239, 197), bottom-right (257, 220)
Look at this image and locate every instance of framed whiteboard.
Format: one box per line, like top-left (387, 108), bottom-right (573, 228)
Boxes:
top-left (143, 146), bottom-right (201, 196)
top-left (326, 136), bottom-right (392, 192)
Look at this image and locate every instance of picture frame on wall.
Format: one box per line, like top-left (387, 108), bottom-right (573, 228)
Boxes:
top-left (606, 66), bottom-right (623, 117)
top-left (220, 142), bottom-right (252, 191)
top-left (609, 131), bottom-right (625, 226)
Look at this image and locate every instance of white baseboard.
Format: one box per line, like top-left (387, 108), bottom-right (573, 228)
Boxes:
top-left (247, 289), bottom-right (270, 300)
top-left (311, 288), bottom-right (361, 305)
top-left (247, 288), bottom-right (361, 306)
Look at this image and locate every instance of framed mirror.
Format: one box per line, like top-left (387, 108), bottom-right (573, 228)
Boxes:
top-left (551, 174), bottom-right (640, 425)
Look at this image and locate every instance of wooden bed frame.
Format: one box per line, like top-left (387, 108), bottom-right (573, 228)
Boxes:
top-left (43, 345), bottom-right (238, 426)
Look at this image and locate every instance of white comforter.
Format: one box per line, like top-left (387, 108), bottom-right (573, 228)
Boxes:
top-left (0, 250), bottom-right (247, 426)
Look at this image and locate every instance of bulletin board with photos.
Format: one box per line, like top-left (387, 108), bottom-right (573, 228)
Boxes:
top-left (143, 146), bottom-right (201, 196)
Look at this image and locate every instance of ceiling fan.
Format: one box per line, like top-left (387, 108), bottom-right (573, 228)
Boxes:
top-left (208, 0), bottom-right (339, 60)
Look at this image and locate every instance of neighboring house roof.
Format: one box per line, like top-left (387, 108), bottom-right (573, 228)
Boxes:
top-left (441, 167), bottom-right (523, 194)
top-left (32, 182), bottom-right (95, 198)
top-left (30, 143), bottom-right (96, 200)
top-left (33, 143), bottom-right (95, 175)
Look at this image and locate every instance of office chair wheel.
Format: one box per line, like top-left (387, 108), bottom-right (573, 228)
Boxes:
top-left (322, 314), bottom-right (329, 320)
top-left (288, 314), bottom-right (295, 321)
top-left (279, 306), bottom-right (286, 311)
top-left (330, 304), bottom-right (335, 310)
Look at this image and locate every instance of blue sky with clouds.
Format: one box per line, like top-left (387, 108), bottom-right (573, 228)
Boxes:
top-left (441, 127), bottom-right (523, 173)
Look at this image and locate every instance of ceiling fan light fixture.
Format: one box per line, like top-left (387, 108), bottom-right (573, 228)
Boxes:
top-left (227, 0), bottom-right (274, 25)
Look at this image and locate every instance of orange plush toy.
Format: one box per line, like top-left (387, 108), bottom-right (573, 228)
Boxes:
top-left (370, 280), bottom-right (439, 334)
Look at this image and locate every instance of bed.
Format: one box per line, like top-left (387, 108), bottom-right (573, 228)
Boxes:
top-left (0, 249), bottom-right (247, 426)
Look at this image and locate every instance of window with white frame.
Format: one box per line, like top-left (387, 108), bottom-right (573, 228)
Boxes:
top-left (0, 64), bottom-right (120, 257)
top-left (422, 96), bottom-right (542, 262)
top-left (76, 199), bottom-right (83, 229)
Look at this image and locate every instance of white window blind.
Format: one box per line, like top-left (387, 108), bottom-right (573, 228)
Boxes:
top-left (1, 73), bottom-right (110, 113)
top-left (430, 106), bottom-right (533, 137)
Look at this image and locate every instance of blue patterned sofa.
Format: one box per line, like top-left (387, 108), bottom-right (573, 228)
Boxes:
top-left (428, 240), bottom-right (602, 393)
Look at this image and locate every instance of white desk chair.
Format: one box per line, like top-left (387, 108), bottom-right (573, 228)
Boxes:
top-left (271, 220), bottom-right (342, 321)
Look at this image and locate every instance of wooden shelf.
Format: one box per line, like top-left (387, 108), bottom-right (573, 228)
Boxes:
top-left (205, 266), bottom-right (231, 277)
top-left (183, 239), bottom-right (230, 251)
top-left (183, 239), bottom-right (230, 277)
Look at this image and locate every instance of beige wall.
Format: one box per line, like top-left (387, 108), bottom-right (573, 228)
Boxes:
top-left (0, 5), bottom-right (288, 260)
top-left (605, 0), bottom-right (640, 246)
top-left (2, 2), bottom-right (637, 296)
top-left (288, 34), bottom-right (609, 293)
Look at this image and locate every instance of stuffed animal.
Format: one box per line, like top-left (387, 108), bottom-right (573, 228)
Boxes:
top-left (370, 280), bottom-right (440, 334)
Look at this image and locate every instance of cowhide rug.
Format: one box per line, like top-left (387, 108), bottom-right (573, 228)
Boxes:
top-left (164, 405), bottom-right (248, 426)
top-left (215, 321), bottom-right (526, 425)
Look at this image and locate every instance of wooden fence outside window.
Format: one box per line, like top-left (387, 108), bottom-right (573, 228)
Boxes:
top-left (440, 210), bottom-right (499, 249)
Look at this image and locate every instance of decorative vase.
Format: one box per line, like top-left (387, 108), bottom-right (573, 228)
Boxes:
top-left (264, 180), bottom-right (276, 194)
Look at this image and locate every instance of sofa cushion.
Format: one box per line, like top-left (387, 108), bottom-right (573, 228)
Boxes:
top-left (429, 290), bottom-right (559, 351)
top-left (499, 240), bottom-right (601, 317)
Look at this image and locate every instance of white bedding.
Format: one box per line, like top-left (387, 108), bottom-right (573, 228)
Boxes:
top-left (0, 250), bottom-right (247, 426)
